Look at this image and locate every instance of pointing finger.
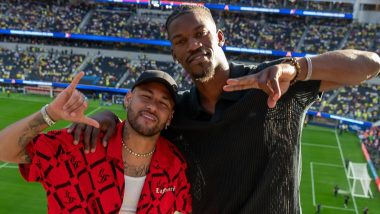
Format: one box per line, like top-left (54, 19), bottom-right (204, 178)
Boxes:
top-left (223, 74), bottom-right (260, 92)
top-left (66, 72), bottom-right (84, 93)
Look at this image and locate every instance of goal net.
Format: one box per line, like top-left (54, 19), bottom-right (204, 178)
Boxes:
top-left (347, 162), bottom-right (373, 198)
top-left (24, 86), bottom-right (63, 98)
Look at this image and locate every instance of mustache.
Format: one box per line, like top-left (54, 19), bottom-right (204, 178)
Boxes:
top-left (186, 48), bottom-right (209, 63)
top-left (139, 109), bottom-right (158, 121)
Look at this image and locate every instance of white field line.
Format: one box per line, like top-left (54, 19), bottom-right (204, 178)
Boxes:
top-left (0, 162), bottom-right (8, 169)
top-left (302, 143), bottom-right (338, 149)
top-left (310, 162), bottom-right (356, 213)
top-left (310, 162), bottom-right (316, 206)
top-left (322, 205), bottom-right (355, 212)
top-left (313, 162), bottom-right (343, 168)
top-left (334, 129), bottom-right (359, 214)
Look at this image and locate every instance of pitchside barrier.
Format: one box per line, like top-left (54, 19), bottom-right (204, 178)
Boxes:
top-left (1, 78), bottom-right (379, 192)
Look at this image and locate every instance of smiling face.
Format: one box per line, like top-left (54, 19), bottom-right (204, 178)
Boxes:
top-left (125, 81), bottom-right (174, 137)
top-left (168, 11), bottom-right (225, 83)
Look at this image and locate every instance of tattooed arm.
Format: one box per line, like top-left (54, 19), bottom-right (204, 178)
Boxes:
top-left (0, 112), bottom-right (48, 163)
top-left (0, 72), bottom-right (99, 163)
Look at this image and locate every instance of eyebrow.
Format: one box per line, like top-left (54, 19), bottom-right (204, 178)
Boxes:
top-left (171, 25), bottom-right (205, 40)
top-left (140, 88), bottom-right (172, 103)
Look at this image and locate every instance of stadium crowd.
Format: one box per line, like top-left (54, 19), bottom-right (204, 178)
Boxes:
top-left (0, 46), bottom-right (192, 90)
top-left (311, 84), bottom-right (379, 122)
top-left (360, 127), bottom-right (380, 170)
top-left (164, 0), bottom-right (353, 13)
top-left (0, 1), bottom-right (378, 55)
top-left (0, 1), bottom-right (87, 32)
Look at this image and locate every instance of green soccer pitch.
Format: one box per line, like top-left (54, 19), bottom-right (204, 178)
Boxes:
top-left (0, 93), bottom-right (379, 213)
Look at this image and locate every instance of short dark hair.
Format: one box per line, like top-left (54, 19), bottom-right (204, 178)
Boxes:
top-left (165, 5), bottom-right (215, 35)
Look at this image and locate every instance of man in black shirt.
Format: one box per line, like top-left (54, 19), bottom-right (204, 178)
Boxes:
top-left (73, 5), bottom-right (380, 214)
top-left (334, 184), bottom-right (339, 197)
top-left (344, 195), bottom-right (350, 208)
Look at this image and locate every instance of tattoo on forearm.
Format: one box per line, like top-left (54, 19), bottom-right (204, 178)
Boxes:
top-left (17, 113), bottom-right (46, 163)
top-left (123, 161), bottom-right (149, 177)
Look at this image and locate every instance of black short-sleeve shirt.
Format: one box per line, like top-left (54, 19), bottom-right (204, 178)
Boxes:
top-left (163, 60), bottom-right (321, 214)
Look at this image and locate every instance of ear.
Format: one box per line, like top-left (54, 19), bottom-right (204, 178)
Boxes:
top-left (124, 91), bottom-right (132, 109)
top-left (217, 29), bottom-right (225, 47)
top-left (166, 110), bottom-right (175, 126)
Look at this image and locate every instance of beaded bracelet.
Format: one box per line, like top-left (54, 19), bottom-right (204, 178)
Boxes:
top-left (282, 57), bottom-right (301, 86)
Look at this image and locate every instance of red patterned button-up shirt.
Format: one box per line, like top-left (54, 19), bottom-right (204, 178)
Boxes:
top-left (19, 122), bottom-right (192, 213)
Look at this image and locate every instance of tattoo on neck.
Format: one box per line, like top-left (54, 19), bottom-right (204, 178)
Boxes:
top-left (18, 113), bottom-right (47, 163)
top-left (123, 161), bottom-right (149, 177)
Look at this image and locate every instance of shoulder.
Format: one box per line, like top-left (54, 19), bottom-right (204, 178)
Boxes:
top-left (156, 136), bottom-right (187, 168)
top-left (230, 61), bottom-right (257, 75)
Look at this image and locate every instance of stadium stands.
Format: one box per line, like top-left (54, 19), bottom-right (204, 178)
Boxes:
top-left (0, 46), bottom-right (39, 80)
top-left (171, 0), bottom-right (353, 13)
top-left (0, 1), bottom-right (87, 32)
top-left (360, 127), bottom-right (380, 170)
top-left (0, 1), bottom-right (378, 55)
top-left (311, 84), bottom-right (379, 122)
top-left (82, 56), bottom-right (130, 87)
top-left (0, 1), bottom-right (378, 124)
top-left (81, 10), bottom-right (133, 37)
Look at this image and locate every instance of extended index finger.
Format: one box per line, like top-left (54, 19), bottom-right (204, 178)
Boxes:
top-left (66, 71), bottom-right (84, 93)
top-left (223, 73), bottom-right (260, 92)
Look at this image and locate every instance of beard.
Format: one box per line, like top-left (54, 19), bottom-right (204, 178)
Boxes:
top-left (192, 61), bottom-right (216, 83)
top-left (127, 107), bottom-right (166, 137)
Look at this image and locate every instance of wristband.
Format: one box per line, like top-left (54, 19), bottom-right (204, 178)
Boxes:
top-left (303, 56), bottom-right (313, 81)
top-left (40, 104), bottom-right (56, 126)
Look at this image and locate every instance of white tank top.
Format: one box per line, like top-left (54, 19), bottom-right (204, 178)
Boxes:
top-left (119, 175), bottom-right (146, 214)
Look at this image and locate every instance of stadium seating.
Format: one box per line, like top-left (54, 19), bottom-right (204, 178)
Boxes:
top-left (0, 2), bottom-right (378, 55)
top-left (82, 56), bottom-right (130, 87)
top-left (0, 1), bottom-right (87, 32)
top-left (311, 84), bottom-right (379, 122)
top-left (360, 127), bottom-right (380, 170)
top-left (173, 0), bottom-right (353, 13)
top-left (0, 46), bottom-right (39, 80)
top-left (81, 10), bottom-right (133, 37)
top-left (0, 2), bottom-right (378, 124)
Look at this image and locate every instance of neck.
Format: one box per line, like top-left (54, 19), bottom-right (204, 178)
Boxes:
top-left (194, 62), bottom-right (230, 114)
top-left (121, 122), bottom-right (158, 177)
top-left (122, 122), bottom-right (158, 155)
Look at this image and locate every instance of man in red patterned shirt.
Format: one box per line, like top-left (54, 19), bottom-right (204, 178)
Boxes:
top-left (0, 70), bottom-right (192, 213)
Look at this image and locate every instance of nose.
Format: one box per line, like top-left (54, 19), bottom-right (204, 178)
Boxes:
top-left (146, 102), bottom-right (158, 113)
top-left (187, 37), bottom-right (202, 52)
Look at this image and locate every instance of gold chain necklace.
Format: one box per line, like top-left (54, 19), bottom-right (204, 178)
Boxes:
top-left (122, 139), bottom-right (155, 158)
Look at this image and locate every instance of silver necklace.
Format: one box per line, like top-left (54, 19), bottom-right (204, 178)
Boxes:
top-left (122, 139), bottom-right (155, 158)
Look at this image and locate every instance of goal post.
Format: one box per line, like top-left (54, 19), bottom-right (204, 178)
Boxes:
top-left (24, 86), bottom-right (64, 98)
top-left (347, 162), bottom-right (373, 198)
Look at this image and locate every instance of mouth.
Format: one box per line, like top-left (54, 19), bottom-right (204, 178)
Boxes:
top-left (139, 111), bottom-right (158, 123)
top-left (187, 51), bottom-right (211, 64)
